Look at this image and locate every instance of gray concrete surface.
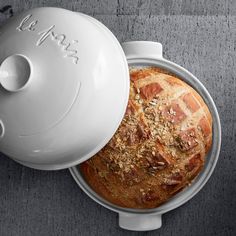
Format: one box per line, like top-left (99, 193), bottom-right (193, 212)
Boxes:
top-left (0, 1), bottom-right (235, 236)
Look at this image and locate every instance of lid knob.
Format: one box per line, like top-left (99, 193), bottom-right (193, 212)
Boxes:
top-left (0, 54), bottom-right (31, 92)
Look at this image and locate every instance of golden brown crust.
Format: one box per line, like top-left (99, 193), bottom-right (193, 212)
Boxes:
top-left (80, 67), bottom-right (213, 209)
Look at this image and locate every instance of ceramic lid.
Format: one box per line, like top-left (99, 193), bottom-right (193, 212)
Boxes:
top-left (0, 7), bottom-right (129, 170)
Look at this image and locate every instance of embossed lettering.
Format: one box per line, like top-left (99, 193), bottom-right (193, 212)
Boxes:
top-left (28, 20), bottom-right (38, 31)
top-left (16, 14), bottom-right (38, 31)
top-left (53, 34), bottom-right (79, 64)
top-left (37, 26), bottom-right (79, 64)
top-left (37, 25), bottom-right (55, 46)
top-left (17, 14), bottom-right (79, 64)
top-left (63, 42), bottom-right (79, 64)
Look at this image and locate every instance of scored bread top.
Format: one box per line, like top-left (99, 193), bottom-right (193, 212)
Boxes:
top-left (80, 67), bottom-right (212, 209)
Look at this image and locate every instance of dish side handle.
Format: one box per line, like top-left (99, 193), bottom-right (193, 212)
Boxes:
top-left (119, 213), bottom-right (162, 231)
top-left (121, 41), bottom-right (163, 60)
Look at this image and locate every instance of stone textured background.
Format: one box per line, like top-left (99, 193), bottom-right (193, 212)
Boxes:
top-left (0, 1), bottom-right (235, 235)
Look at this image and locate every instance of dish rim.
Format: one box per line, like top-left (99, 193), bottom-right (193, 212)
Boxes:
top-left (69, 57), bottom-right (221, 215)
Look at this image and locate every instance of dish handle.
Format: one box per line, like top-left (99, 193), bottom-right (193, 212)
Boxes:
top-left (121, 41), bottom-right (163, 60)
top-left (118, 213), bottom-right (162, 231)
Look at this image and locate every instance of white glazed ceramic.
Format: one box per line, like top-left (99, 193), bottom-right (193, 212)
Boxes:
top-left (0, 7), bottom-right (129, 170)
top-left (70, 41), bottom-right (221, 231)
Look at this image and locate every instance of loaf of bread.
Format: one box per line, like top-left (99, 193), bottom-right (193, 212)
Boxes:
top-left (80, 67), bottom-right (212, 209)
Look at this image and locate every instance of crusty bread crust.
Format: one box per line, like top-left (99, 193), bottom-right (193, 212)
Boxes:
top-left (80, 67), bottom-right (212, 209)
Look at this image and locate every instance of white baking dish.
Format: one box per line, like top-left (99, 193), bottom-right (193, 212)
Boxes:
top-left (70, 41), bottom-right (221, 231)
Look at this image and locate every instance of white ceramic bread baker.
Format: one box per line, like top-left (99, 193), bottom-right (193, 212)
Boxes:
top-left (70, 41), bottom-right (221, 231)
top-left (0, 7), bottom-right (130, 170)
top-left (0, 6), bottom-right (221, 231)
